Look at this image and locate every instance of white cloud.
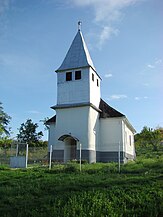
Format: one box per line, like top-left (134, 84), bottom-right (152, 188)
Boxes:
top-left (146, 59), bottom-right (162, 70)
top-left (104, 73), bottom-right (113, 78)
top-left (27, 110), bottom-right (42, 115)
top-left (155, 59), bottom-right (162, 64)
top-left (134, 97), bottom-right (140, 100)
top-left (134, 96), bottom-right (149, 100)
top-left (147, 64), bottom-right (155, 69)
top-left (99, 26), bottom-right (119, 47)
top-left (108, 94), bottom-right (127, 100)
top-left (71, 0), bottom-right (140, 47)
top-left (71, 0), bottom-right (139, 22)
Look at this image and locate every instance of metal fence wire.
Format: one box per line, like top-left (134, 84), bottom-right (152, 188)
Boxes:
top-left (0, 143), bottom-right (48, 167)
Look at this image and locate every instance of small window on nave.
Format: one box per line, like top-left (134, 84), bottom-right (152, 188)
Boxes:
top-left (97, 79), bottom-right (99, 86)
top-left (92, 73), bottom-right (94, 81)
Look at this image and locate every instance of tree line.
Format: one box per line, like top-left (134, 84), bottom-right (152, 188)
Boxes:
top-left (0, 101), bottom-right (163, 151)
top-left (0, 102), bottom-right (48, 147)
top-left (135, 126), bottom-right (163, 152)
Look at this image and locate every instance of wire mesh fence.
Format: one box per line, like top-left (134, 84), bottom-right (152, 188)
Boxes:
top-left (0, 144), bottom-right (48, 167)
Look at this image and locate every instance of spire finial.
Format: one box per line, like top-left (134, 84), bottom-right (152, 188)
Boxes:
top-left (78, 21), bottom-right (82, 31)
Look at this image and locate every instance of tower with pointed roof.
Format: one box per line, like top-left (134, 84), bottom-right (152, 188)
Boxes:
top-left (47, 24), bottom-right (136, 163)
top-left (55, 28), bottom-right (101, 109)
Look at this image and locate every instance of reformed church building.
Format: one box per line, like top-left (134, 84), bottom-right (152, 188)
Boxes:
top-left (47, 25), bottom-right (136, 163)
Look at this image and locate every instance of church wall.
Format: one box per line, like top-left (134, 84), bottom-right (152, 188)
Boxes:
top-left (50, 106), bottom-right (99, 163)
top-left (99, 118), bottom-right (123, 152)
top-left (122, 121), bottom-right (135, 159)
top-left (48, 123), bottom-right (64, 151)
top-left (57, 68), bottom-right (90, 105)
top-left (54, 106), bottom-right (89, 150)
top-left (88, 107), bottom-right (99, 150)
top-left (89, 68), bottom-right (101, 108)
top-left (48, 123), bottom-right (56, 150)
top-left (87, 107), bottom-right (100, 162)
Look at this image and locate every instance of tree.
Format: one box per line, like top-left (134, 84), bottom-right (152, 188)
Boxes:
top-left (40, 117), bottom-right (50, 131)
top-left (17, 119), bottom-right (43, 146)
top-left (135, 126), bottom-right (163, 151)
top-left (0, 102), bottom-right (11, 137)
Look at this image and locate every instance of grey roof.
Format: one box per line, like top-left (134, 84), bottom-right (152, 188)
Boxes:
top-left (56, 30), bottom-right (96, 72)
top-left (47, 99), bottom-right (124, 125)
top-left (46, 115), bottom-right (56, 125)
top-left (99, 99), bottom-right (125, 118)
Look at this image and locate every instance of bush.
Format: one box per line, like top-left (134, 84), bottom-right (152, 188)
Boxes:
top-left (64, 163), bottom-right (79, 173)
top-left (0, 138), bottom-right (13, 148)
top-left (102, 162), bottom-right (118, 173)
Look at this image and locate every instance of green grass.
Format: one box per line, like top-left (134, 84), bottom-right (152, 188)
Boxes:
top-left (0, 152), bottom-right (163, 217)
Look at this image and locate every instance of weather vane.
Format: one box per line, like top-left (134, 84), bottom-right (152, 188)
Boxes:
top-left (78, 21), bottom-right (82, 31)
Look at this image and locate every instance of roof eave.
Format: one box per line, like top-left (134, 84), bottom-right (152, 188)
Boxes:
top-left (55, 65), bottom-right (102, 80)
top-left (123, 117), bottom-right (136, 133)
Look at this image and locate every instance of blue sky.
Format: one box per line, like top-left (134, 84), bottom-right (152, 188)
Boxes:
top-left (0, 0), bottom-right (162, 140)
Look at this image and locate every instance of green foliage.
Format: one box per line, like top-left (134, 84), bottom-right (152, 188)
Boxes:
top-left (0, 102), bottom-right (11, 137)
top-left (17, 119), bottom-right (43, 146)
top-left (0, 143), bottom-right (162, 217)
top-left (0, 137), bottom-right (13, 148)
top-left (40, 117), bottom-right (50, 131)
top-left (37, 140), bottom-right (48, 147)
top-left (135, 126), bottom-right (163, 151)
top-left (64, 163), bottom-right (79, 173)
top-left (0, 158), bottom-right (162, 217)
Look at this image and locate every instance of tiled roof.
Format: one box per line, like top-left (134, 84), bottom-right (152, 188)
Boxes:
top-left (56, 30), bottom-right (96, 72)
top-left (99, 99), bottom-right (125, 118)
top-left (46, 115), bottom-right (56, 124)
top-left (46, 99), bottom-right (125, 125)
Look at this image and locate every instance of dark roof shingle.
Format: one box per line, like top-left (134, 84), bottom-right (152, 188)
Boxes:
top-left (46, 99), bottom-right (124, 125)
top-left (99, 99), bottom-right (125, 118)
top-left (46, 115), bottom-right (56, 124)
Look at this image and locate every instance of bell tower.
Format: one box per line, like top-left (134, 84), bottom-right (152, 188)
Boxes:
top-left (55, 25), bottom-right (101, 109)
top-left (51, 23), bottom-right (101, 163)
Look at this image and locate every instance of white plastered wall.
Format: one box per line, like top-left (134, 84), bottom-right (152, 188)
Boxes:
top-left (57, 68), bottom-right (90, 105)
top-left (57, 67), bottom-right (101, 109)
top-left (122, 120), bottom-right (135, 157)
top-left (48, 123), bottom-right (56, 150)
top-left (88, 107), bottom-right (100, 151)
top-left (54, 106), bottom-right (89, 150)
top-left (89, 68), bottom-right (101, 108)
top-left (99, 118), bottom-right (123, 152)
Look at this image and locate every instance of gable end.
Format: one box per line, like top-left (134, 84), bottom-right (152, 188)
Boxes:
top-left (99, 99), bottom-right (125, 118)
top-left (46, 115), bottom-right (56, 125)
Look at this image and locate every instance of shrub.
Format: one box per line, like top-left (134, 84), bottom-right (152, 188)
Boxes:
top-left (64, 164), bottom-right (79, 173)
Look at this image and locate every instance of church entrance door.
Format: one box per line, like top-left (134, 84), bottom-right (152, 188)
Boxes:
top-left (58, 134), bottom-right (79, 163)
top-left (64, 137), bottom-right (77, 162)
top-left (70, 138), bottom-right (76, 160)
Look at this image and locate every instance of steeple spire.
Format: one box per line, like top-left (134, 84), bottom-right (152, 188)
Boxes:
top-left (56, 26), bottom-right (96, 72)
top-left (78, 21), bottom-right (82, 31)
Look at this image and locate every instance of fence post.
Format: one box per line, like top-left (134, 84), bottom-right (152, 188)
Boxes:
top-left (25, 144), bottom-right (28, 168)
top-left (16, 144), bottom-right (19, 157)
top-left (79, 143), bottom-right (82, 172)
top-left (49, 145), bottom-right (52, 170)
top-left (118, 141), bottom-right (120, 173)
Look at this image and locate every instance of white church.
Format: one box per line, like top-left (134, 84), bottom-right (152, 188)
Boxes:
top-left (47, 25), bottom-right (136, 163)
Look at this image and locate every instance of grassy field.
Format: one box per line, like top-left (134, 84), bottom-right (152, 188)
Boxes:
top-left (0, 153), bottom-right (162, 217)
